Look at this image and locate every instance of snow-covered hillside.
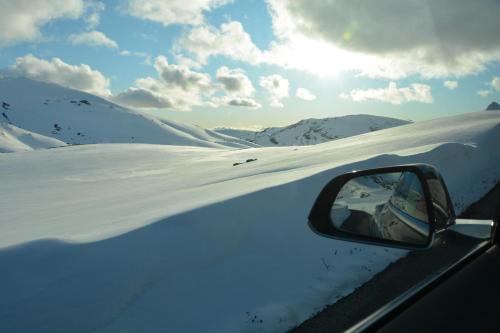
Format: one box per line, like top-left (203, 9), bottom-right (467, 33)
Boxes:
top-left (0, 77), bottom-right (254, 150)
top-left (0, 77), bottom-right (409, 152)
top-left (0, 111), bottom-right (499, 333)
top-left (0, 121), bottom-right (66, 152)
top-left (216, 115), bottom-right (411, 146)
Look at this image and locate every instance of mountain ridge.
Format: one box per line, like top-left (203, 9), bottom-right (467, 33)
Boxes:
top-left (0, 77), bottom-right (417, 152)
top-left (486, 101), bottom-right (500, 111)
top-left (216, 114), bottom-right (412, 146)
top-left (0, 77), bottom-right (255, 152)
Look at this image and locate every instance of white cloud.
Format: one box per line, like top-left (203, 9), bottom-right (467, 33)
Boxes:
top-left (117, 57), bottom-right (262, 110)
top-left (84, 1), bottom-right (105, 29)
top-left (124, 0), bottom-right (231, 26)
top-left (443, 80), bottom-right (458, 90)
top-left (227, 97), bottom-right (261, 108)
top-left (114, 56), bottom-right (215, 111)
top-left (211, 96), bottom-right (261, 108)
top-left (477, 90), bottom-right (491, 98)
top-left (176, 21), bottom-right (264, 65)
top-left (492, 76), bottom-right (500, 92)
top-left (8, 54), bottom-right (110, 96)
top-left (211, 66), bottom-right (259, 108)
top-left (0, 0), bottom-right (84, 46)
top-left (174, 55), bottom-right (203, 70)
top-left (173, 19), bottom-right (368, 79)
top-left (260, 74), bottom-right (289, 108)
top-left (296, 88), bottom-right (316, 101)
top-left (216, 66), bottom-right (254, 97)
top-left (113, 88), bottom-right (173, 109)
top-left (275, 1), bottom-right (500, 55)
top-left (154, 55), bottom-right (212, 92)
top-left (340, 82), bottom-right (433, 105)
top-left (119, 50), bottom-right (152, 65)
top-left (175, 18), bottom-right (370, 77)
top-left (68, 31), bottom-right (118, 49)
top-left (265, 0), bottom-right (500, 79)
top-left (476, 77), bottom-right (500, 98)
top-left (117, 1), bottom-right (500, 82)
top-left (136, 76), bottom-right (208, 111)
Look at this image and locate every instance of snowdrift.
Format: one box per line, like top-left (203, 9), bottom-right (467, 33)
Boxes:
top-left (0, 111), bottom-right (499, 333)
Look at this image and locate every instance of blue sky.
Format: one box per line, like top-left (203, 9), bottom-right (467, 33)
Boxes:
top-left (0, 0), bottom-right (499, 128)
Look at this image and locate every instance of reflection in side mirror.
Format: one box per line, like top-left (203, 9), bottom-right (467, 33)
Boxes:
top-left (309, 164), bottom-right (457, 249)
top-left (331, 171), bottom-right (430, 246)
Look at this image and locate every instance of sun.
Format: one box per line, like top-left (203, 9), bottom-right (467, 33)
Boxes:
top-left (267, 35), bottom-right (373, 77)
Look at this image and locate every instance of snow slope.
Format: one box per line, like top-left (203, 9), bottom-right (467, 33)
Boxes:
top-left (0, 121), bottom-right (66, 152)
top-left (216, 115), bottom-right (411, 146)
top-left (0, 111), bottom-right (499, 333)
top-left (0, 77), bottom-right (254, 149)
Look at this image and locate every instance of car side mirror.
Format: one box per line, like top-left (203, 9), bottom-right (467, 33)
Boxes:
top-left (308, 164), bottom-right (456, 250)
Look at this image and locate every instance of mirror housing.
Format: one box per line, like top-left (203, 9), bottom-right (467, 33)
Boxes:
top-left (308, 164), bottom-right (456, 250)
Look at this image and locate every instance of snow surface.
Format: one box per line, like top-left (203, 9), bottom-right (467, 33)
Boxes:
top-left (0, 77), bottom-right (255, 150)
top-left (216, 115), bottom-right (411, 146)
top-left (0, 121), bottom-right (66, 152)
top-left (1, 111), bottom-right (499, 333)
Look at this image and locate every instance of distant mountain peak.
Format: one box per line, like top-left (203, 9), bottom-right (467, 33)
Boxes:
top-left (216, 115), bottom-right (411, 147)
top-left (486, 101), bottom-right (500, 111)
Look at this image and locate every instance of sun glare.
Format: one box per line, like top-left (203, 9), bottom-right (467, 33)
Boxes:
top-left (274, 36), bottom-right (370, 77)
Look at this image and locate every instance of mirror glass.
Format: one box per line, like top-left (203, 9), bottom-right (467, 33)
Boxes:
top-left (331, 171), bottom-right (430, 245)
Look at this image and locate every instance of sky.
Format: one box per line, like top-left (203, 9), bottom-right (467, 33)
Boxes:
top-left (0, 0), bottom-right (499, 129)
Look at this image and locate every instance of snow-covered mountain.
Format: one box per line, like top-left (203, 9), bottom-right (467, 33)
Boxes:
top-left (216, 115), bottom-right (411, 146)
top-left (0, 77), bottom-right (255, 152)
top-left (486, 101), bottom-right (500, 111)
top-left (1, 111), bottom-right (499, 333)
top-left (0, 121), bottom-right (66, 153)
top-left (0, 77), bottom-right (411, 152)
